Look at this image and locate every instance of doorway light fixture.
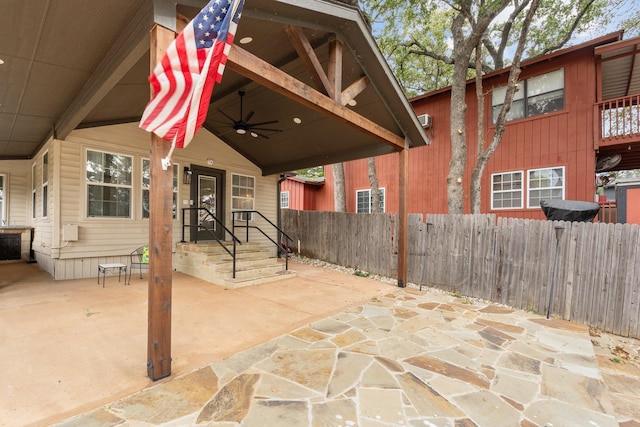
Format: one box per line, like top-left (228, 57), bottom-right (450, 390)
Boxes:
top-left (183, 167), bottom-right (192, 184)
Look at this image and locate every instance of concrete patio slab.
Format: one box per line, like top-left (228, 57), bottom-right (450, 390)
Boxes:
top-left (2, 260), bottom-right (639, 426)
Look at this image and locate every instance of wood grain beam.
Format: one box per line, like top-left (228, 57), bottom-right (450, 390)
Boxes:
top-left (341, 76), bottom-right (369, 106)
top-left (328, 38), bottom-right (343, 102)
top-left (285, 25), bottom-right (333, 98)
top-left (147, 23), bottom-right (174, 382)
top-left (227, 45), bottom-right (405, 150)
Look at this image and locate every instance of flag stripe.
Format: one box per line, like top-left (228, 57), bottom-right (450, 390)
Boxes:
top-left (140, 0), bottom-right (244, 149)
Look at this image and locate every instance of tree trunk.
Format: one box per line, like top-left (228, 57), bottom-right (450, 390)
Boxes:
top-left (471, 40), bottom-right (486, 214)
top-left (333, 163), bottom-right (346, 212)
top-left (367, 157), bottom-right (381, 213)
top-left (447, 13), bottom-right (473, 215)
top-left (470, 0), bottom-right (541, 214)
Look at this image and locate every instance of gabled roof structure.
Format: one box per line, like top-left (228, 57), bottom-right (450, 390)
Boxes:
top-left (0, 0), bottom-right (429, 174)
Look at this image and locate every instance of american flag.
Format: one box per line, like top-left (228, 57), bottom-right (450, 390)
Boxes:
top-left (140, 0), bottom-right (244, 149)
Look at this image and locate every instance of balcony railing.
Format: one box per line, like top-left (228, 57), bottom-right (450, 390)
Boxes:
top-left (597, 201), bottom-right (617, 224)
top-left (595, 94), bottom-right (640, 147)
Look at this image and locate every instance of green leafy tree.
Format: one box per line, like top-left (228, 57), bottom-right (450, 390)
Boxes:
top-left (359, 0), bottom-right (612, 213)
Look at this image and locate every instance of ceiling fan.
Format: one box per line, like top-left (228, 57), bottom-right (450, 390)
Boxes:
top-left (216, 90), bottom-right (282, 139)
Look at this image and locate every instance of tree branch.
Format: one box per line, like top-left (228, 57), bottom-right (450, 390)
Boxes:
top-left (541, 0), bottom-right (596, 55)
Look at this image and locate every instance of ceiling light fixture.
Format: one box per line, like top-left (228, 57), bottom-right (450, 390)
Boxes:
top-left (293, 117), bottom-right (302, 124)
top-left (0, 58), bottom-right (4, 65)
top-left (236, 128), bottom-right (246, 135)
top-left (348, 99), bottom-right (357, 107)
top-left (250, 132), bottom-right (258, 138)
top-left (239, 37), bottom-right (253, 44)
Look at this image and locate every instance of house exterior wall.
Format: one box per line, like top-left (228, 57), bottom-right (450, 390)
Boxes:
top-left (280, 179), bottom-right (327, 211)
top-left (10, 122), bottom-right (278, 280)
top-left (0, 160), bottom-right (30, 226)
top-left (322, 43), bottom-right (600, 219)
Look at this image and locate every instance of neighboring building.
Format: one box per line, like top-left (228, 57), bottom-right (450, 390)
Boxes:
top-left (0, 0), bottom-right (429, 279)
top-left (311, 32), bottom-right (640, 221)
top-left (280, 176), bottom-right (327, 211)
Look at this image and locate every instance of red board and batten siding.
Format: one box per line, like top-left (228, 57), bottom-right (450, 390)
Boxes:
top-left (313, 38), bottom-right (602, 219)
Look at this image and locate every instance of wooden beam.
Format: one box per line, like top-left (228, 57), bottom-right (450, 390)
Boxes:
top-left (341, 76), bottom-right (369, 106)
top-left (328, 38), bottom-right (343, 102)
top-left (397, 146), bottom-right (409, 288)
top-left (285, 25), bottom-right (333, 98)
top-left (147, 23), bottom-right (174, 382)
top-left (227, 45), bottom-right (405, 150)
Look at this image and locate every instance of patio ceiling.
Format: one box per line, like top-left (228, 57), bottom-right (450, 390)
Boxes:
top-left (0, 0), bottom-right (429, 174)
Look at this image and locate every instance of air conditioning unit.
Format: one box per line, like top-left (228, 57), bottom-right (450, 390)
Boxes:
top-left (417, 113), bottom-right (432, 128)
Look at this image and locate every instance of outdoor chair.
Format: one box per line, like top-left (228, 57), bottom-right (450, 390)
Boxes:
top-left (128, 246), bottom-right (149, 285)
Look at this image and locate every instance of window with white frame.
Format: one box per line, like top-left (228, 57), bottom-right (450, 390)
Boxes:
top-left (42, 152), bottom-right (48, 218)
top-left (280, 191), bottom-right (289, 209)
top-left (86, 150), bottom-right (133, 218)
top-left (492, 69), bottom-right (564, 123)
top-left (31, 164), bottom-right (36, 219)
top-left (528, 166), bottom-right (564, 208)
top-left (491, 171), bottom-right (523, 209)
top-left (0, 174), bottom-right (5, 225)
top-left (232, 173), bottom-right (255, 221)
top-left (356, 188), bottom-right (386, 213)
top-left (142, 159), bottom-right (178, 219)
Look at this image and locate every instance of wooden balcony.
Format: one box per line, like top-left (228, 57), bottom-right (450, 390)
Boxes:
top-left (595, 94), bottom-right (640, 148)
top-left (594, 94), bottom-right (640, 171)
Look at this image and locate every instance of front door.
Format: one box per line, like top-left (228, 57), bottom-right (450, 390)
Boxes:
top-left (189, 166), bottom-right (225, 241)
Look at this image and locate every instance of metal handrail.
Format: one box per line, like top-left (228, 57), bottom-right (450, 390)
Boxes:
top-left (181, 208), bottom-right (242, 278)
top-left (232, 210), bottom-right (294, 271)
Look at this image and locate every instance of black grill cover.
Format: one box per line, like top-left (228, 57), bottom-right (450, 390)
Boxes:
top-left (540, 199), bottom-right (600, 222)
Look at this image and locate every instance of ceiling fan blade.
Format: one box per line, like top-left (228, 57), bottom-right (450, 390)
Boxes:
top-left (217, 108), bottom-right (236, 123)
top-left (248, 127), bottom-right (283, 132)
top-left (247, 119), bottom-right (279, 126)
top-left (210, 119), bottom-right (235, 125)
top-left (250, 131), bottom-right (270, 139)
top-left (244, 111), bottom-right (255, 122)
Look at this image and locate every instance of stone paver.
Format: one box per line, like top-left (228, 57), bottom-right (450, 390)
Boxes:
top-left (54, 287), bottom-right (640, 426)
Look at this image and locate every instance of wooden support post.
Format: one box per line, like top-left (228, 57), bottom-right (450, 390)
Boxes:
top-left (147, 24), bottom-right (174, 381)
top-left (397, 146), bottom-right (409, 287)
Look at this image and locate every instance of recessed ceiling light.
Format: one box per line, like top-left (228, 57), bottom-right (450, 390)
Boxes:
top-left (239, 37), bottom-right (253, 44)
top-left (250, 132), bottom-right (258, 138)
top-left (236, 128), bottom-right (246, 135)
top-left (348, 99), bottom-right (357, 107)
top-left (0, 59), bottom-right (4, 65)
top-left (293, 117), bottom-right (302, 124)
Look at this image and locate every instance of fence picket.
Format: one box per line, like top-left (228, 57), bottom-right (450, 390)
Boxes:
top-left (282, 210), bottom-right (640, 339)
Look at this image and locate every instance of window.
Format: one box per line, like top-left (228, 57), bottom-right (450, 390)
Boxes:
top-left (528, 167), bottom-right (564, 208)
top-left (0, 174), bottom-right (5, 225)
top-left (31, 164), bottom-right (36, 219)
top-left (86, 150), bottom-right (132, 218)
top-left (280, 191), bottom-right (289, 209)
top-left (142, 159), bottom-right (178, 219)
top-left (492, 69), bottom-right (564, 123)
top-left (232, 173), bottom-right (255, 221)
top-left (356, 188), bottom-right (385, 213)
top-left (42, 152), bottom-right (48, 218)
top-left (491, 171), bottom-right (523, 209)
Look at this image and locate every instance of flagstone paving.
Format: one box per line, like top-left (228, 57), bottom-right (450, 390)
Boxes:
top-left (55, 288), bottom-right (640, 427)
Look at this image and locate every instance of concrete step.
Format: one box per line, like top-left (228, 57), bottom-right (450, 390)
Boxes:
top-left (174, 241), bottom-right (295, 287)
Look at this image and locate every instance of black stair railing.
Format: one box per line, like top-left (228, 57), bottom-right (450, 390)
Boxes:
top-left (180, 207), bottom-right (242, 278)
top-left (232, 210), bottom-right (294, 272)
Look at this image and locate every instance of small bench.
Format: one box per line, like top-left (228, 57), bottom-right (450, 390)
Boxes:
top-left (98, 263), bottom-right (127, 287)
